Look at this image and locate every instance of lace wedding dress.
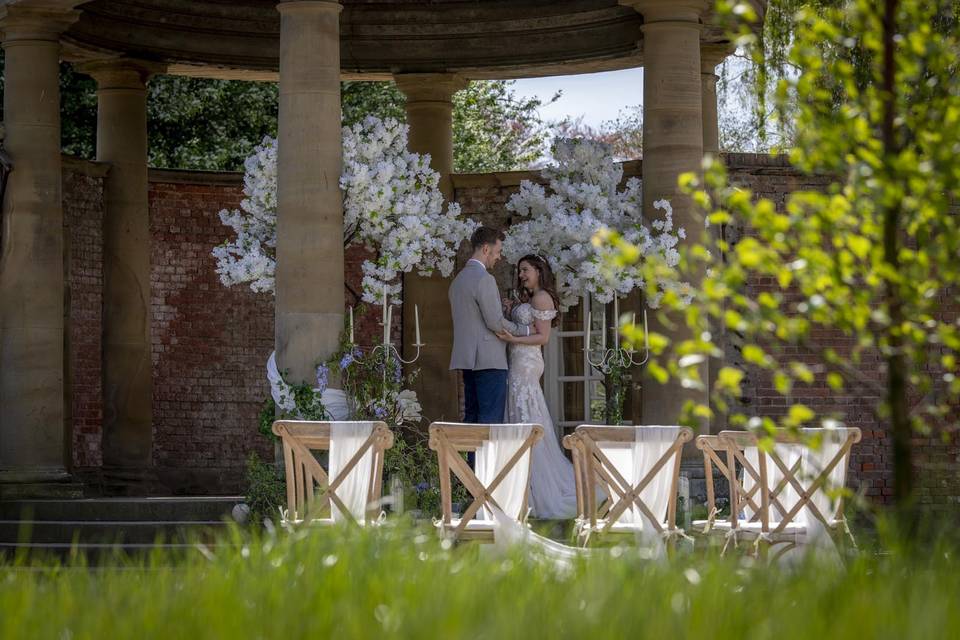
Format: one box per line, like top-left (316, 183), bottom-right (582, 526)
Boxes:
top-left (507, 302), bottom-right (578, 519)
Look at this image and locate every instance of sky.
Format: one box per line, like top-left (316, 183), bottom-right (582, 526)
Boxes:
top-left (511, 68), bottom-right (645, 128)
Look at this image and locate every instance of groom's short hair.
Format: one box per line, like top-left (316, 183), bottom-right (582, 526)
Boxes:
top-left (470, 226), bottom-right (505, 251)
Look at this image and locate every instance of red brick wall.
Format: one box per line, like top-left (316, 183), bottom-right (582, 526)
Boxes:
top-left (63, 159), bottom-right (107, 471)
top-left (146, 171), bottom-right (393, 493)
top-left (148, 173), bottom-right (273, 493)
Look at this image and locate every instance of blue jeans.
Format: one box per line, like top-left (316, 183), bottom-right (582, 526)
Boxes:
top-left (462, 368), bottom-right (508, 424)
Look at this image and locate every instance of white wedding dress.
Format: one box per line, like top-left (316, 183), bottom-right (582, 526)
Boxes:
top-left (507, 303), bottom-right (578, 519)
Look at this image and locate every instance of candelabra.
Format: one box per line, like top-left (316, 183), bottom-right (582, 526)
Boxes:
top-left (584, 304), bottom-right (650, 372)
top-left (360, 286), bottom-right (424, 407)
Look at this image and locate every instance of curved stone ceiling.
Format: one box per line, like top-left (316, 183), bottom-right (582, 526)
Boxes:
top-left (62, 0), bottom-right (757, 80)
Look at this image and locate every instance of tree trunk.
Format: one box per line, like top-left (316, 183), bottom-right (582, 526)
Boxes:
top-left (880, 0), bottom-right (913, 506)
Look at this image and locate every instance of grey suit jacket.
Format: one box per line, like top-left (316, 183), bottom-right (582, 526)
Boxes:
top-left (448, 260), bottom-right (524, 371)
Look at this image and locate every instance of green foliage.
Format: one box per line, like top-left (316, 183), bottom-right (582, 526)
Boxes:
top-left (243, 453), bottom-right (286, 523)
top-left (452, 80), bottom-right (557, 173)
top-left (258, 397), bottom-right (278, 442)
top-left (714, 0), bottom-right (960, 151)
top-left (551, 106), bottom-right (644, 161)
top-left (146, 76), bottom-right (279, 170)
top-left (600, 358), bottom-right (630, 426)
top-left (2, 522), bottom-right (960, 638)
top-left (341, 80), bottom-right (406, 127)
top-left (603, 0), bottom-right (960, 507)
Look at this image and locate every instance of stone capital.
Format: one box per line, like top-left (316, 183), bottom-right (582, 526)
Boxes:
top-left (700, 43), bottom-right (732, 73)
top-left (0, 5), bottom-right (79, 42)
top-left (620, 0), bottom-right (710, 24)
top-left (276, 1), bottom-right (343, 16)
top-left (394, 73), bottom-right (469, 103)
top-left (76, 58), bottom-right (166, 90)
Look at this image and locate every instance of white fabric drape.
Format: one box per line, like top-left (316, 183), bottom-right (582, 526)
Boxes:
top-left (477, 424), bottom-right (533, 521)
top-left (266, 351), bottom-right (350, 420)
top-left (599, 426), bottom-right (680, 552)
top-left (739, 427), bottom-right (854, 561)
top-left (742, 443), bottom-right (802, 521)
top-left (480, 424), bottom-right (593, 565)
top-left (799, 427), bottom-right (851, 552)
top-left (329, 422), bottom-right (375, 523)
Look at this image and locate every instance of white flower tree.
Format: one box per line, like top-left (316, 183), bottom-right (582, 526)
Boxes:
top-left (213, 116), bottom-right (477, 304)
top-left (214, 116), bottom-right (476, 422)
top-left (503, 138), bottom-right (690, 311)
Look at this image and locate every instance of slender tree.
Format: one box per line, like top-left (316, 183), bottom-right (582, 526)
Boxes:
top-left (603, 0), bottom-right (960, 510)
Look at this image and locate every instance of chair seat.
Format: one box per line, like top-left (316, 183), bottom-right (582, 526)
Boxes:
top-left (695, 519), bottom-right (846, 539)
top-left (435, 518), bottom-right (503, 542)
top-left (286, 516), bottom-right (380, 526)
top-left (579, 519), bottom-right (670, 534)
top-left (439, 518), bottom-right (497, 531)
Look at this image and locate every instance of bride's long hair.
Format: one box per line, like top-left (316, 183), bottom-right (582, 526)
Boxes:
top-left (516, 254), bottom-right (561, 327)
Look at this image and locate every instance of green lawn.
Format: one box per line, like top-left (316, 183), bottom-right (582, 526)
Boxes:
top-left (2, 520), bottom-right (958, 639)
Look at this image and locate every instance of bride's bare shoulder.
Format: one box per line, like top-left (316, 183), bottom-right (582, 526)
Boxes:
top-left (531, 290), bottom-right (555, 311)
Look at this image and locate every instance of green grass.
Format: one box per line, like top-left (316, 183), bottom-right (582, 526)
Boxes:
top-left (2, 520), bottom-right (959, 639)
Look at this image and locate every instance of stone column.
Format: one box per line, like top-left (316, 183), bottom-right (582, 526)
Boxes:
top-left (700, 44), bottom-right (728, 156)
top-left (0, 6), bottom-right (79, 487)
top-left (77, 58), bottom-right (162, 480)
top-left (275, 1), bottom-right (344, 385)
top-left (624, 0), bottom-right (709, 426)
top-left (394, 73), bottom-right (468, 424)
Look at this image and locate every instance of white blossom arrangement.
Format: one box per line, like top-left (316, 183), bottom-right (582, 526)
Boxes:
top-left (212, 116), bottom-right (478, 305)
top-left (503, 138), bottom-right (691, 310)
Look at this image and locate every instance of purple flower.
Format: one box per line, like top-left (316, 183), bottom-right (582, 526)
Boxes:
top-left (315, 364), bottom-right (329, 393)
top-left (339, 347), bottom-right (363, 371)
top-left (372, 404), bottom-right (388, 419)
top-left (415, 482), bottom-right (429, 493)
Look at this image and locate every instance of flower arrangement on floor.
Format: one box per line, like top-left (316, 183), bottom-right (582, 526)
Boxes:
top-left (212, 115), bottom-right (477, 304)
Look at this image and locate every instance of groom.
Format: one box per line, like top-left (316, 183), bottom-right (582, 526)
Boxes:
top-left (449, 226), bottom-right (530, 425)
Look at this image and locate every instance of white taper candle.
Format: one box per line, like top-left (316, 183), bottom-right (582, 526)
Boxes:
top-left (613, 296), bottom-right (620, 349)
top-left (414, 304), bottom-right (421, 346)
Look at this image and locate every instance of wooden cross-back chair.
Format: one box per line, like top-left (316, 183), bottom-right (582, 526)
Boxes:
top-left (564, 425), bottom-right (693, 546)
top-left (428, 422), bottom-right (543, 542)
top-left (272, 420), bottom-right (394, 525)
top-left (693, 434), bottom-right (801, 536)
top-left (717, 427), bottom-right (861, 558)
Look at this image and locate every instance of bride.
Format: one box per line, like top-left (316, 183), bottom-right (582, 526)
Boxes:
top-left (496, 255), bottom-right (578, 519)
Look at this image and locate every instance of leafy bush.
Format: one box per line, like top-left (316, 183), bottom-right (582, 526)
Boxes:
top-left (243, 453), bottom-right (285, 524)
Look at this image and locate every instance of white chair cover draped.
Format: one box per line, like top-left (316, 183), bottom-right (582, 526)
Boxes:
top-left (329, 422), bottom-right (376, 523)
top-left (476, 424), bottom-right (533, 521)
top-left (472, 425), bottom-right (591, 564)
top-left (598, 426), bottom-right (681, 554)
top-left (742, 443), bottom-right (803, 521)
top-left (739, 427), bottom-right (856, 559)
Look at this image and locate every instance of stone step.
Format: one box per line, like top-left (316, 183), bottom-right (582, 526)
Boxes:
top-left (0, 520), bottom-right (227, 545)
top-left (0, 496), bottom-right (243, 522)
top-left (0, 541), bottom-right (229, 564)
